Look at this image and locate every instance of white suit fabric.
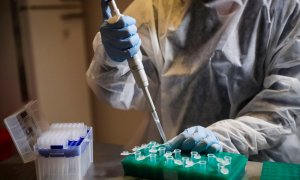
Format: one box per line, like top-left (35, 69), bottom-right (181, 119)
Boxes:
top-left (87, 0), bottom-right (300, 163)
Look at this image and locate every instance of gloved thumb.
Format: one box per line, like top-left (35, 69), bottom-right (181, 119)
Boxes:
top-left (101, 0), bottom-right (112, 20)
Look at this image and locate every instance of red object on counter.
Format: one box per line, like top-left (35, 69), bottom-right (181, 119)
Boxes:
top-left (0, 128), bottom-right (14, 161)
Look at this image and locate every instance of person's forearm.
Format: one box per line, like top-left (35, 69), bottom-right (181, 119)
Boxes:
top-left (87, 33), bottom-right (142, 109)
top-left (208, 116), bottom-right (292, 156)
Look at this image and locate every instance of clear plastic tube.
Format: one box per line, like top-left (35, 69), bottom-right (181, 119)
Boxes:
top-left (135, 151), bottom-right (141, 160)
top-left (224, 156), bottom-right (232, 165)
top-left (182, 157), bottom-right (189, 166)
top-left (199, 160), bottom-right (207, 171)
top-left (150, 153), bottom-right (157, 163)
top-left (166, 156), bottom-right (174, 166)
top-left (158, 147), bottom-right (166, 156)
top-left (174, 149), bottom-right (181, 159)
top-left (191, 151), bottom-right (198, 162)
top-left (207, 154), bottom-right (216, 166)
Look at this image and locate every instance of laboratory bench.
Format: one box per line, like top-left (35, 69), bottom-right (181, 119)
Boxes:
top-left (0, 142), bottom-right (262, 180)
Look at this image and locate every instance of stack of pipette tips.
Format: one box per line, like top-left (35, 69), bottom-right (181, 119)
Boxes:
top-left (37, 123), bottom-right (87, 150)
top-left (35, 123), bottom-right (93, 180)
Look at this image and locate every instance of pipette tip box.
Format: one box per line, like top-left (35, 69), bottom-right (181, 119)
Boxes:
top-left (4, 101), bottom-right (93, 180)
top-left (121, 141), bottom-right (247, 180)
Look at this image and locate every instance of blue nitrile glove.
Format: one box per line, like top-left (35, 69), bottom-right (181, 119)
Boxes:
top-left (100, 0), bottom-right (141, 62)
top-left (165, 126), bottom-right (222, 154)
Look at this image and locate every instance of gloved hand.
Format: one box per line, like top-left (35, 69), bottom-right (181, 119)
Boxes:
top-left (100, 0), bottom-right (141, 62)
top-left (165, 126), bottom-right (222, 154)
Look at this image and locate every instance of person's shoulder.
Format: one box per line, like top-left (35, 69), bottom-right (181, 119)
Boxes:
top-left (123, 0), bottom-right (155, 27)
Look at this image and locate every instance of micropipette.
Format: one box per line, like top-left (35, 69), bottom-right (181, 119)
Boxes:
top-left (106, 0), bottom-right (167, 143)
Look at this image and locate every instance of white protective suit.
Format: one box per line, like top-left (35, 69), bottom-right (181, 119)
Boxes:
top-left (87, 0), bottom-right (300, 163)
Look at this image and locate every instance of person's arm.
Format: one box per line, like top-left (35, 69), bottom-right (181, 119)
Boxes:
top-left (86, 0), bottom-right (160, 110)
top-left (208, 1), bottom-right (300, 157)
top-left (86, 33), bottom-right (158, 110)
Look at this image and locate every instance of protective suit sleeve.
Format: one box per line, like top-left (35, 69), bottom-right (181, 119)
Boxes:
top-left (208, 1), bottom-right (300, 158)
top-left (87, 0), bottom-right (161, 110)
top-left (86, 32), bottom-right (158, 110)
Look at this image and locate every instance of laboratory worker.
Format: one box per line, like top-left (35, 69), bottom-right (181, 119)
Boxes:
top-left (87, 0), bottom-right (300, 163)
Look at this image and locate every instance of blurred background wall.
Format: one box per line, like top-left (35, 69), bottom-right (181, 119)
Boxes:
top-left (0, 0), bottom-right (24, 128)
top-left (0, 0), bottom-right (145, 146)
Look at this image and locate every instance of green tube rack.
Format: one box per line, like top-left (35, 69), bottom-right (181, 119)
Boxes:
top-left (121, 142), bottom-right (247, 180)
top-left (261, 161), bottom-right (300, 180)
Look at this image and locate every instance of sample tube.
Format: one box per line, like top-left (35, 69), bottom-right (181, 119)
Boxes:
top-left (135, 151), bottom-right (142, 160)
top-left (149, 141), bottom-right (156, 147)
top-left (166, 156), bottom-right (174, 166)
top-left (144, 146), bottom-right (150, 155)
top-left (217, 163), bottom-right (222, 173)
top-left (191, 151), bottom-right (198, 162)
top-left (150, 153), bottom-right (157, 163)
top-left (165, 151), bottom-right (173, 157)
top-left (174, 149), bottom-right (181, 159)
top-left (224, 156), bottom-right (232, 171)
top-left (158, 147), bottom-right (166, 156)
top-left (182, 157), bottom-right (189, 166)
top-left (218, 163), bottom-right (229, 175)
top-left (199, 160), bottom-right (207, 172)
top-left (133, 146), bottom-right (140, 151)
top-left (149, 147), bottom-right (157, 154)
top-left (207, 154), bottom-right (216, 166)
top-left (224, 156), bottom-right (232, 165)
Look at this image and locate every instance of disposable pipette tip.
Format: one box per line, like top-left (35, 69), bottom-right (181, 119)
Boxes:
top-left (150, 110), bottom-right (166, 142)
top-left (110, 0), bottom-right (121, 15)
top-left (109, 0), bottom-right (166, 143)
top-left (152, 112), bottom-right (167, 143)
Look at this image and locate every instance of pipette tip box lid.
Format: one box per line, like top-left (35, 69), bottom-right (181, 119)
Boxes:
top-left (4, 101), bottom-right (48, 163)
top-left (4, 101), bottom-right (93, 180)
